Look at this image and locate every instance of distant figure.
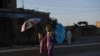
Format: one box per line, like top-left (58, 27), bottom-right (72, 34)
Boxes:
top-left (44, 25), bottom-right (54, 56)
top-left (67, 30), bottom-right (72, 45)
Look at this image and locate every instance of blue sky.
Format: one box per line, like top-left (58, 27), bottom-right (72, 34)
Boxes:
top-left (17, 0), bottom-right (100, 26)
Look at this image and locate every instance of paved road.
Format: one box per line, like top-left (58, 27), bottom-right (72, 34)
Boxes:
top-left (56, 51), bottom-right (100, 56)
top-left (0, 43), bottom-right (100, 56)
top-left (0, 49), bottom-right (100, 56)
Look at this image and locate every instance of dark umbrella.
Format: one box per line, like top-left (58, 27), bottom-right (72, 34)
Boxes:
top-left (21, 18), bottom-right (41, 32)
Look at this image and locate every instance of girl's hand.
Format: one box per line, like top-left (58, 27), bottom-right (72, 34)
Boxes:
top-left (47, 32), bottom-right (53, 36)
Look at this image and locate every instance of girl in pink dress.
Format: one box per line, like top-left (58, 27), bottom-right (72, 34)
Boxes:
top-left (44, 25), bottom-right (54, 56)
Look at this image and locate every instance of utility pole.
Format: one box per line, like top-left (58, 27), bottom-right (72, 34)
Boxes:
top-left (22, 0), bottom-right (24, 9)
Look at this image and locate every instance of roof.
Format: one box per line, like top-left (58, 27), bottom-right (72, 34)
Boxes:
top-left (0, 8), bottom-right (50, 19)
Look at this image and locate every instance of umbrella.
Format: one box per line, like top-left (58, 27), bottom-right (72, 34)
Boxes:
top-left (54, 23), bottom-right (65, 44)
top-left (21, 18), bottom-right (41, 32)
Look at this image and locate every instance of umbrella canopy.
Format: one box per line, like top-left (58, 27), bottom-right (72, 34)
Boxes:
top-left (21, 18), bottom-right (41, 32)
top-left (54, 23), bottom-right (65, 44)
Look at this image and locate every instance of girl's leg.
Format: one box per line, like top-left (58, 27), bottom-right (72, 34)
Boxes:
top-left (48, 46), bottom-right (53, 56)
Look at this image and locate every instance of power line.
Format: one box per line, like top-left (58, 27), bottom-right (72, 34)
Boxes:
top-left (50, 10), bottom-right (100, 15)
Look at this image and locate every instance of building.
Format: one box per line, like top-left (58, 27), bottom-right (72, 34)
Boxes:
top-left (0, 0), bottom-right (50, 47)
top-left (96, 21), bottom-right (100, 35)
top-left (96, 21), bottom-right (100, 28)
top-left (0, 0), bottom-right (16, 8)
top-left (65, 22), bottom-right (97, 36)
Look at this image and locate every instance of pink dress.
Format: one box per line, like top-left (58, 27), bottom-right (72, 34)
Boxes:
top-left (44, 34), bottom-right (54, 56)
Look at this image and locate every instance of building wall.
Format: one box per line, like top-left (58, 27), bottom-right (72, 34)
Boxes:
top-left (0, 0), bottom-right (50, 46)
top-left (65, 25), bottom-right (97, 37)
top-left (7, 0), bottom-right (16, 9)
top-left (0, 0), bottom-right (16, 9)
top-left (0, 10), bottom-right (50, 46)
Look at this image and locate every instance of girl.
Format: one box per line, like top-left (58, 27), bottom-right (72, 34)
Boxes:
top-left (38, 25), bottom-right (48, 56)
top-left (44, 25), bottom-right (54, 56)
top-left (37, 24), bottom-right (44, 56)
top-left (38, 32), bottom-right (44, 56)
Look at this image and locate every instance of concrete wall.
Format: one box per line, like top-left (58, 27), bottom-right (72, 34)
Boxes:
top-left (65, 25), bottom-right (97, 36)
top-left (97, 28), bottom-right (100, 35)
